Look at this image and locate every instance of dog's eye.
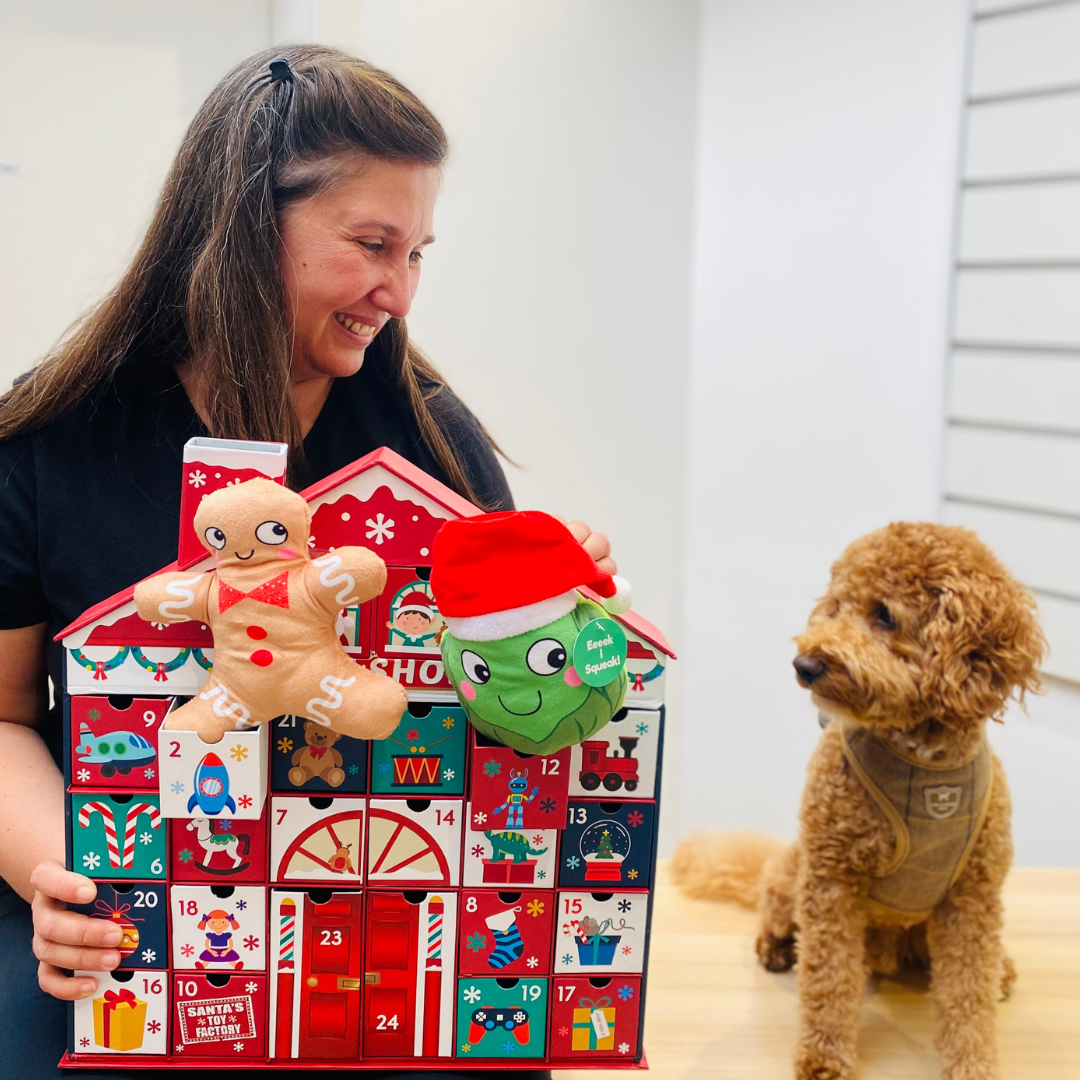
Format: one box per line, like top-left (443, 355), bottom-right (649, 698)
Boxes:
top-left (871, 603), bottom-right (897, 630)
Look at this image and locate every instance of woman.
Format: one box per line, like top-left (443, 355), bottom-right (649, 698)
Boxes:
top-left (0, 46), bottom-right (614, 1078)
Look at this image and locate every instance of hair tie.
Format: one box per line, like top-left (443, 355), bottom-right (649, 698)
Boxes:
top-left (268, 56), bottom-right (294, 84)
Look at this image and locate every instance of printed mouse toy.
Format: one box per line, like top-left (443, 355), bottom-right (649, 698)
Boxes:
top-left (134, 477), bottom-right (407, 743)
top-left (431, 510), bottom-right (632, 754)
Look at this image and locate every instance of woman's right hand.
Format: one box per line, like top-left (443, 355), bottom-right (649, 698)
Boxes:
top-left (30, 860), bottom-right (122, 999)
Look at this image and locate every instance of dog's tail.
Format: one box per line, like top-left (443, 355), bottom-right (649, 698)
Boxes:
top-left (670, 830), bottom-right (786, 908)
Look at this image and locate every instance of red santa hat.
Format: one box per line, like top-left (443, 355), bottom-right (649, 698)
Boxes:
top-left (395, 591), bottom-right (436, 619)
top-left (430, 510), bottom-right (632, 642)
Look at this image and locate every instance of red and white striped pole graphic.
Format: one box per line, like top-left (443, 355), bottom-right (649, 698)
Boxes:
top-left (422, 896), bottom-right (444, 1057)
top-left (77, 802), bottom-right (120, 868)
top-left (120, 802), bottom-right (161, 868)
top-left (275, 898), bottom-right (296, 1058)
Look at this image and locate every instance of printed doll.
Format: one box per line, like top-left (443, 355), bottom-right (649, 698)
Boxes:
top-left (196, 909), bottom-right (243, 970)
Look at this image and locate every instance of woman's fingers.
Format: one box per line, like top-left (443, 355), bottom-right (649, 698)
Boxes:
top-left (559, 517), bottom-right (620, 577)
top-left (593, 556), bottom-right (617, 577)
top-left (30, 859), bottom-right (96, 904)
top-left (34, 904), bottom-right (123, 949)
top-left (33, 934), bottom-right (120, 973)
top-left (37, 963), bottom-right (99, 1001)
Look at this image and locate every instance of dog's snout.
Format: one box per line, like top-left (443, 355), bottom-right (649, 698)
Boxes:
top-left (793, 653), bottom-right (827, 685)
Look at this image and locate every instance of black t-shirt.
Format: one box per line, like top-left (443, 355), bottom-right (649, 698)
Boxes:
top-left (0, 358), bottom-right (512, 767)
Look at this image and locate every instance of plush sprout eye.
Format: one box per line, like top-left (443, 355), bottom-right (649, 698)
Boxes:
top-left (205, 527), bottom-right (226, 550)
top-left (256, 520), bottom-right (288, 545)
top-left (526, 638), bottom-right (567, 676)
top-left (872, 603), bottom-right (897, 630)
top-left (461, 650), bottom-right (491, 684)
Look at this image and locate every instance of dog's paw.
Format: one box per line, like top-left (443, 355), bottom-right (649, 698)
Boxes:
top-left (794, 1034), bottom-right (855, 1080)
top-left (1000, 955), bottom-right (1017, 1001)
top-left (756, 931), bottom-right (796, 972)
top-left (794, 1052), bottom-right (851, 1080)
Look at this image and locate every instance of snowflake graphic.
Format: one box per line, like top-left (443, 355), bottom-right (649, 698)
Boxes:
top-left (307, 536), bottom-right (316, 548)
top-left (558, 1026), bottom-right (569, 1037)
top-left (179, 848), bottom-right (194, 863)
top-left (631, 720), bottom-right (649, 736)
top-left (405, 728), bottom-right (420, 742)
top-left (171, 781), bottom-right (185, 795)
top-left (234, 1042), bottom-right (246, 1052)
top-left (245, 981), bottom-right (258, 994)
top-left (442, 716), bottom-right (455, 729)
top-left (537, 869), bottom-right (547, 880)
top-left (468, 845), bottom-right (484, 860)
top-left (151, 621), bottom-right (167, 630)
top-left (619, 1042), bottom-right (631, 1054)
top-left (147, 1020), bottom-right (161, 1034)
top-left (459, 1044), bottom-right (471, 1054)
top-left (565, 855), bottom-right (580, 870)
top-left (482, 759), bottom-right (501, 778)
top-left (365, 513), bottom-right (395, 544)
top-left (76, 768), bottom-right (90, 782)
top-left (277, 738), bottom-right (293, 753)
top-left (234, 898), bottom-right (246, 910)
top-left (529, 834), bottom-right (544, 847)
top-left (502, 1040), bottom-right (517, 1055)
top-left (82, 852), bottom-right (100, 870)
top-left (144, 767), bottom-right (155, 779)
top-left (378, 760), bottom-right (391, 773)
top-left (188, 469), bottom-right (207, 487)
top-left (238, 794), bottom-right (252, 809)
top-left (627, 811), bottom-right (645, 828)
top-left (466, 932), bottom-right (487, 953)
top-left (618, 899), bottom-right (632, 912)
top-left (181, 943), bottom-right (195, 957)
top-left (87, 707), bottom-right (101, 721)
top-left (618, 984), bottom-right (634, 1001)
top-left (622, 945), bottom-right (632, 956)
top-left (527, 956), bottom-right (539, 968)
top-left (80, 1037), bottom-right (90, 1047)
top-left (561, 953), bottom-right (574, 965)
top-left (526, 899), bottom-right (545, 917)
top-left (539, 797), bottom-right (556, 814)
top-left (175, 1044), bottom-right (184, 1052)
top-left (219, 819), bottom-right (233, 832)
top-left (230, 744), bottom-right (249, 762)
top-left (463, 985), bottom-right (482, 1004)
top-left (141, 949), bottom-right (157, 964)
top-left (242, 934), bottom-right (259, 951)
top-left (473, 811), bottom-right (488, 825)
top-left (348, 764), bottom-right (359, 775)
top-left (443, 768), bottom-right (455, 781)
top-left (139, 831), bottom-right (153, 845)
top-left (628, 869), bottom-right (639, 880)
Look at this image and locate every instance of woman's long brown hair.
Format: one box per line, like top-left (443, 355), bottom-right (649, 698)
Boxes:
top-left (0, 45), bottom-right (500, 506)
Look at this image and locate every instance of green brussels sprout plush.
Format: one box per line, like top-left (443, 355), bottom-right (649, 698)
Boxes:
top-left (431, 510), bottom-right (633, 755)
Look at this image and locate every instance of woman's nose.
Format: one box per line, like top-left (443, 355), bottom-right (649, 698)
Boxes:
top-left (370, 263), bottom-right (414, 320)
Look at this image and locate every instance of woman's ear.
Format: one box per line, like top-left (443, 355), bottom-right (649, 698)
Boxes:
top-left (922, 570), bottom-right (1044, 725)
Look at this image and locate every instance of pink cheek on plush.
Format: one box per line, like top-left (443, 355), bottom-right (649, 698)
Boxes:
top-left (278, 547), bottom-right (298, 560)
top-left (459, 680), bottom-right (477, 701)
top-left (564, 667), bottom-right (583, 687)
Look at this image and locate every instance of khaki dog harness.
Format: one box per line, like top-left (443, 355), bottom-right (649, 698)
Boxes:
top-left (839, 722), bottom-right (993, 918)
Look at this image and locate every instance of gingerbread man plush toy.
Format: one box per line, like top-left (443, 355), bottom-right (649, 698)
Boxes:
top-left (134, 477), bottom-right (407, 743)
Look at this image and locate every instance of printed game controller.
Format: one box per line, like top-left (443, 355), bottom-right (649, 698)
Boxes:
top-left (468, 1006), bottom-right (531, 1045)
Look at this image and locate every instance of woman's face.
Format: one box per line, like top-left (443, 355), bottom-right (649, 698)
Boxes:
top-left (279, 157), bottom-right (440, 381)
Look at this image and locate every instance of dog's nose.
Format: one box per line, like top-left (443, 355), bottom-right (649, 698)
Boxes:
top-left (793, 654), bottom-right (827, 685)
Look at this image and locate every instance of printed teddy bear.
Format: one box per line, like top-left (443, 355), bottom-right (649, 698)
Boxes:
top-left (290, 719), bottom-right (346, 788)
top-left (134, 477), bottom-right (407, 743)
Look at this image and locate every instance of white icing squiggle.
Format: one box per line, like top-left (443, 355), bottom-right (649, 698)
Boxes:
top-left (306, 674), bottom-right (357, 726)
top-left (313, 554), bottom-right (359, 607)
top-left (199, 683), bottom-right (251, 726)
top-left (158, 573), bottom-right (204, 621)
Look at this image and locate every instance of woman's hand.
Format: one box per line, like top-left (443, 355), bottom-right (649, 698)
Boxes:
top-left (564, 519), bottom-right (617, 577)
top-left (30, 860), bottom-right (122, 1000)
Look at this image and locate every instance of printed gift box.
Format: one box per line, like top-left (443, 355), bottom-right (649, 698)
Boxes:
top-left (93, 988), bottom-right (147, 1052)
top-left (572, 996), bottom-right (616, 1051)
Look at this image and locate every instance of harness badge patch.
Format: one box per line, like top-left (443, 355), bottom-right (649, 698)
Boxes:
top-left (924, 785), bottom-right (963, 820)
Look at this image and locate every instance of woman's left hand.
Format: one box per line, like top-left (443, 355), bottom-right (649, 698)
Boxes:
top-left (564, 520), bottom-right (617, 577)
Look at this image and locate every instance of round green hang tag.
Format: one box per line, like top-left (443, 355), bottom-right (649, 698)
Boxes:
top-left (572, 618), bottom-right (628, 687)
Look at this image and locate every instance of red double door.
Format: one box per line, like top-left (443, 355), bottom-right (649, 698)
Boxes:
top-left (298, 894), bottom-right (363, 1059)
top-left (363, 894), bottom-right (420, 1057)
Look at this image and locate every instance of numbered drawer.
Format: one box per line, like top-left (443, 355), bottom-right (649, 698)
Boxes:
top-left (271, 714), bottom-right (368, 795)
top-left (69, 696), bottom-right (171, 790)
top-left (556, 891), bottom-right (649, 974)
top-left (462, 804), bottom-right (558, 888)
top-left (468, 733), bottom-right (570, 832)
top-left (169, 809), bottom-right (268, 883)
top-left (270, 796), bottom-right (366, 885)
top-left (171, 885), bottom-right (267, 971)
top-left (367, 798), bottom-right (462, 887)
top-left (369, 702), bottom-right (467, 796)
top-left (548, 975), bottom-right (642, 1061)
top-left (458, 889), bottom-right (554, 977)
top-left (568, 708), bottom-right (660, 799)
top-left (158, 725), bottom-right (268, 820)
top-left (560, 800), bottom-right (656, 888)
top-left (362, 892), bottom-right (457, 1058)
top-left (71, 882), bottom-right (166, 970)
top-left (173, 972), bottom-right (268, 1057)
top-left (71, 793), bottom-right (165, 880)
top-left (72, 970), bottom-right (168, 1056)
top-left (455, 977), bottom-right (548, 1059)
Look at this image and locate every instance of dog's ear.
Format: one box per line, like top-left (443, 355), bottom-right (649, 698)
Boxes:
top-left (921, 567), bottom-right (1044, 725)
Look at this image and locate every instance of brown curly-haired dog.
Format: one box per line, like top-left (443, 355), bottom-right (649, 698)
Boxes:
top-left (672, 522), bottom-right (1043, 1080)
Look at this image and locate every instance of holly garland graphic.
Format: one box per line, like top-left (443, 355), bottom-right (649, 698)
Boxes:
top-left (70, 646), bottom-right (212, 682)
top-left (131, 647), bottom-right (192, 682)
top-left (627, 663), bottom-right (663, 692)
top-left (69, 647), bottom-right (130, 681)
top-left (192, 648), bottom-right (213, 671)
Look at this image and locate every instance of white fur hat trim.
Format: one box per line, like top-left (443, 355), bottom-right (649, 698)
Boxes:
top-left (444, 589), bottom-right (579, 642)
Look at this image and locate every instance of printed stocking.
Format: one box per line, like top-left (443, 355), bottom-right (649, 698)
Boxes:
top-left (485, 906), bottom-right (524, 969)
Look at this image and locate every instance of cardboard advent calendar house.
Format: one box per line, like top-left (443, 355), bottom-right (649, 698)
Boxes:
top-left (59, 438), bottom-right (674, 1070)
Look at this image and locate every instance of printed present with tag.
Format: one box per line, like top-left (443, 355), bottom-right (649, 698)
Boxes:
top-left (572, 997), bottom-right (615, 1051)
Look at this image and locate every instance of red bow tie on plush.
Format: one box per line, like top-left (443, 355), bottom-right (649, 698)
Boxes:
top-left (217, 572), bottom-right (290, 613)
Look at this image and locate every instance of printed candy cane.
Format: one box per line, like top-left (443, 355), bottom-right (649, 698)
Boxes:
top-left (313, 554), bottom-right (359, 607)
top-left (120, 802), bottom-right (161, 869)
top-left (305, 673), bottom-right (356, 726)
top-left (78, 801), bottom-right (121, 868)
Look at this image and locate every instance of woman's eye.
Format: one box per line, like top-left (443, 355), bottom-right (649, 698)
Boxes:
top-left (526, 638), bottom-right (567, 676)
top-left (255, 520), bottom-right (288, 545)
top-left (205, 527), bottom-right (226, 550)
top-left (358, 241), bottom-right (383, 253)
top-left (409, 250), bottom-right (423, 265)
top-left (872, 603), bottom-right (897, 630)
top-left (461, 650), bottom-right (491, 684)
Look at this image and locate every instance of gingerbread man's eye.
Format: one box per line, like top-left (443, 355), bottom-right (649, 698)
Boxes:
top-left (205, 527), bottom-right (226, 550)
top-left (256, 520), bottom-right (288, 545)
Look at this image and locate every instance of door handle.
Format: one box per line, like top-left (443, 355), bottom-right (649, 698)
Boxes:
top-left (338, 977), bottom-right (361, 991)
top-left (365, 972), bottom-right (381, 985)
